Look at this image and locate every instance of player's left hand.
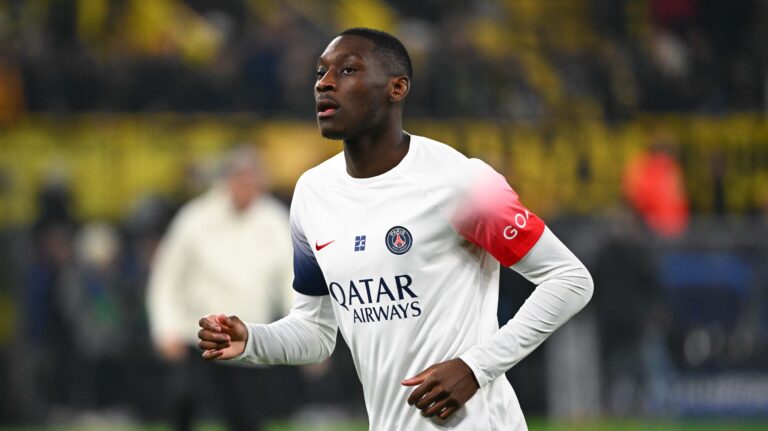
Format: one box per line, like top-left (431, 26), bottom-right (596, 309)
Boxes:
top-left (401, 358), bottom-right (480, 420)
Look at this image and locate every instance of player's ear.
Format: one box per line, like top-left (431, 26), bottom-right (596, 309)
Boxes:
top-left (389, 76), bottom-right (409, 103)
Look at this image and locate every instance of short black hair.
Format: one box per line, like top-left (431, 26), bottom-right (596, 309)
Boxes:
top-left (338, 27), bottom-right (413, 80)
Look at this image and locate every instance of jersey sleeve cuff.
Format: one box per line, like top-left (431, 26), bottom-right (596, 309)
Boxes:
top-left (459, 350), bottom-right (493, 388)
top-left (233, 322), bottom-right (257, 363)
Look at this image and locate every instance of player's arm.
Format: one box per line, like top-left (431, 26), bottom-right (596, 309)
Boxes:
top-left (198, 291), bottom-right (337, 364)
top-left (403, 159), bottom-right (593, 419)
top-left (458, 226), bottom-right (593, 384)
top-left (452, 161), bottom-right (593, 386)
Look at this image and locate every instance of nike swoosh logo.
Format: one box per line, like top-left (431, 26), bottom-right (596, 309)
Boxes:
top-left (315, 240), bottom-right (335, 251)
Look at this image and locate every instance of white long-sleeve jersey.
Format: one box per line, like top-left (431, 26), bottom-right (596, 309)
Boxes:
top-left (235, 135), bottom-right (593, 430)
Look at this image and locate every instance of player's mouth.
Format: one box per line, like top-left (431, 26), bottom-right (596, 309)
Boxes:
top-left (316, 98), bottom-right (340, 119)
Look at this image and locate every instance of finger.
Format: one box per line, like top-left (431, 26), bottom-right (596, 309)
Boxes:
top-left (197, 328), bottom-right (230, 343)
top-left (198, 340), bottom-right (230, 351)
top-left (216, 314), bottom-right (235, 328)
top-left (438, 405), bottom-right (457, 420)
top-left (415, 386), bottom-right (446, 410)
top-left (422, 397), bottom-right (452, 417)
top-left (401, 368), bottom-right (431, 386)
top-left (199, 316), bottom-right (221, 332)
top-left (201, 349), bottom-right (223, 360)
top-left (407, 380), bottom-right (435, 405)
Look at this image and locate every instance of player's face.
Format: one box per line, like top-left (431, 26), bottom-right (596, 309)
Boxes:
top-left (314, 35), bottom-right (392, 140)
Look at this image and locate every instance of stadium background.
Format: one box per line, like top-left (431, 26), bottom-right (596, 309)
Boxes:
top-left (1, 0), bottom-right (768, 430)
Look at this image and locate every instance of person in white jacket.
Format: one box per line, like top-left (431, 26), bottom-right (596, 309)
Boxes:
top-left (198, 28), bottom-right (594, 430)
top-left (147, 146), bottom-right (293, 431)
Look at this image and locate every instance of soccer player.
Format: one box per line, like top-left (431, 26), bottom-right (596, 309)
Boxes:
top-left (197, 28), bottom-right (594, 430)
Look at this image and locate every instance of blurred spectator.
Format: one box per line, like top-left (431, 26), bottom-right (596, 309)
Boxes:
top-left (57, 223), bottom-right (129, 412)
top-left (23, 176), bottom-right (78, 420)
top-left (146, 146), bottom-right (293, 431)
top-left (592, 219), bottom-right (664, 415)
top-left (0, 51), bottom-right (24, 124)
top-left (120, 194), bottom-right (180, 421)
top-left (623, 135), bottom-right (690, 238)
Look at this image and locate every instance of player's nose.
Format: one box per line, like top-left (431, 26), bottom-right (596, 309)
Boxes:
top-left (315, 71), bottom-right (336, 93)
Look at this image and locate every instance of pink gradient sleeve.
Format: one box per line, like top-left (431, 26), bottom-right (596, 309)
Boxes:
top-left (450, 164), bottom-right (545, 267)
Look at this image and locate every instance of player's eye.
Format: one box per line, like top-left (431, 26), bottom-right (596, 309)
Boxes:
top-left (341, 67), bottom-right (356, 75)
top-left (316, 68), bottom-right (326, 79)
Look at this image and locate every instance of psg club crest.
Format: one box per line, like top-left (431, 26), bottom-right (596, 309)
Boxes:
top-left (385, 226), bottom-right (412, 255)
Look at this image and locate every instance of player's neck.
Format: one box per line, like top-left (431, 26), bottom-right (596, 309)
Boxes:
top-left (343, 123), bottom-right (410, 179)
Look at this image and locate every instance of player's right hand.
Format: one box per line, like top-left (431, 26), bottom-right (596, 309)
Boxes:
top-left (197, 314), bottom-right (247, 360)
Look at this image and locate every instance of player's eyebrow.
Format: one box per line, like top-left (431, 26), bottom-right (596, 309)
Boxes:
top-left (317, 52), bottom-right (365, 67)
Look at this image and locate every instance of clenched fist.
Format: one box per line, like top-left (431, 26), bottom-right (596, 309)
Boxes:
top-left (197, 314), bottom-right (248, 360)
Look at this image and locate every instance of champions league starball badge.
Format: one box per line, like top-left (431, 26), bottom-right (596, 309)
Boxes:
top-left (385, 226), bottom-right (412, 255)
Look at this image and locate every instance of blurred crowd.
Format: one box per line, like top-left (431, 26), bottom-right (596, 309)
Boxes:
top-left (1, 0), bottom-right (768, 428)
top-left (2, 153), bottom-right (365, 427)
top-left (0, 0), bottom-right (767, 121)
top-left (6, 148), bottom-right (766, 427)
top-left (17, 177), bottom-right (167, 422)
